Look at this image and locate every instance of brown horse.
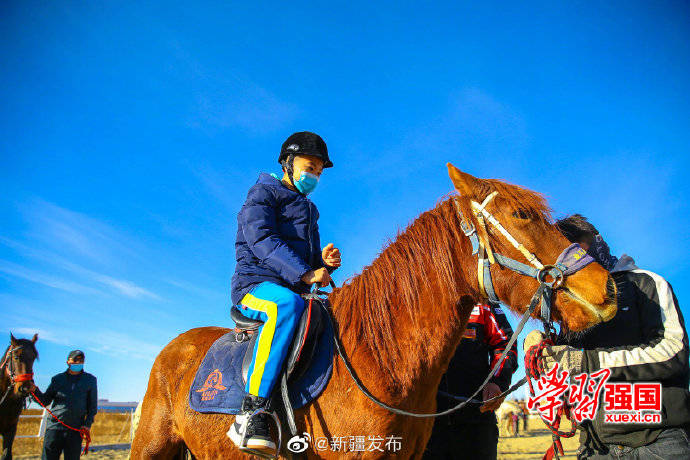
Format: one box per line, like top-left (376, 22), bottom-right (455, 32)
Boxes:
top-left (1, 333), bottom-right (39, 460)
top-left (132, 164), bottom-right (616, 459)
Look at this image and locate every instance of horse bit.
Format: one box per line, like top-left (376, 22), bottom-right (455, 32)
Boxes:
top-left (319, 190), bottom-right (595, 418)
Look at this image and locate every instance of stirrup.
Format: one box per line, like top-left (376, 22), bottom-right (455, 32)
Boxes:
top-left (238, 408), bottom-right (283, 459)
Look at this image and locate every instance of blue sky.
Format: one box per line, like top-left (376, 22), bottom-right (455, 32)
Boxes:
top-left (1, 2), bottom-right (688, 403)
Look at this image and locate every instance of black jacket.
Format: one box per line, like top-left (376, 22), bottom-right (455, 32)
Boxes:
top-left (437, 303), bottom-right (519, 423)
top-left (559, 268), bottom-right (690, 449)
top-left (35, 370), bottom-right (98, 430)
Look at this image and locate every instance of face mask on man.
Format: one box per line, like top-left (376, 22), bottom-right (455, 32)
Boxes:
top-left (68, 363), bottom-right (84, 372)
top-left (294, 171), bottom-right (319, 195)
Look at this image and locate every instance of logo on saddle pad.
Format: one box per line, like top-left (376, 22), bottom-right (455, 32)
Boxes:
top-left (196, 368), bottom-right (228, 401)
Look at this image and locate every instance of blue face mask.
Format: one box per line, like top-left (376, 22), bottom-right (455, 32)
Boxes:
top-left (294, 171), bottom-right (319, 195)
top-left (68, 363), bottom-right (84, 372)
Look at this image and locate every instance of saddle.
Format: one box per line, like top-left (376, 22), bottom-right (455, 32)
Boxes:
top-left (188, 293), bottom-right (334, 459)
top-left (231, 295), bottom-right (326, 385)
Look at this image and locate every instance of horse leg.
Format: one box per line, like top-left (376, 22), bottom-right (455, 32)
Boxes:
top-left (1, 425), bottom-right (16, 460)
top-left (131, 395), bottom-right (185, 460)
top-left (131, 371), bottom-right (185, 460)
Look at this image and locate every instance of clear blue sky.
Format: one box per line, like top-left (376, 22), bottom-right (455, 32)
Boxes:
top-left (1, 2), bottom-right (688, 402)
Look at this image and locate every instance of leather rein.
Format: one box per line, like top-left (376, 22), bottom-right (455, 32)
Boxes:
top-left (317, 191), bottom-right (593, 417)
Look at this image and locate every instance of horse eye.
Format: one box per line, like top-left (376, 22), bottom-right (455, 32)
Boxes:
top-left (512, 209), bottom-right (531, 220)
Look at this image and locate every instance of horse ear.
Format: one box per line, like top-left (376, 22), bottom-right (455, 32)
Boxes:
top-left (32, 333), bottom-right (38, 344)
top-left (447, 163), bottom-right (480, 197)
top-left (10, 333), bottom-right (17, 345)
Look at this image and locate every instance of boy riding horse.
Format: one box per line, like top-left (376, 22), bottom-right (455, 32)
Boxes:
top-left (227, 132), bottom-right (341, 455)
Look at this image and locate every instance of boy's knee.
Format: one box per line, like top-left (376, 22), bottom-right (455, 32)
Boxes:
top-left (271, 289), bottom-right (305, 316)
top-left (285, 294), bottom-right (306, 315)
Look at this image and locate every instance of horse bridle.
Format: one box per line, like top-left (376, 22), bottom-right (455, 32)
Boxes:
top-left (315, 190), bottom-right (595, 418)
top-left (0, 344), bottom-right (33, 407)
top-left (0, 345), bottom-right (35, 386)
top-left (454, 191), bottom-right (594, 332)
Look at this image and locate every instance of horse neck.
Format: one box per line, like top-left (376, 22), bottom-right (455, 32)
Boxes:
top-left (0, 364), bottom-right (13, 407)
top-left (0, 368), bottom-right (8, 392)
top-left (330, 201), bottom-right (479, 405)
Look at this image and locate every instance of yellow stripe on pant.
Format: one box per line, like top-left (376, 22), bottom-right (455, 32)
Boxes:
top-left (240, 293), bottom-right (278, 395)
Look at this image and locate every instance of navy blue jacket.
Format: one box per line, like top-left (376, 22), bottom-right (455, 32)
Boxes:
top-left (34, 370), bottom-right (98, 430)
top-left (231, 173), bottom-right (328, 305)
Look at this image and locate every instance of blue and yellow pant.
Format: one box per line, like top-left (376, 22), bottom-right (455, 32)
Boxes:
top-left (238, 282), bottom-right (306, 398)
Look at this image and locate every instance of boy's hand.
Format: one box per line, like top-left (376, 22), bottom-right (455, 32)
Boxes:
top-left (322, 243), bottom-right (341, 268)
top-left (301, 267), bottom-right (332, 287)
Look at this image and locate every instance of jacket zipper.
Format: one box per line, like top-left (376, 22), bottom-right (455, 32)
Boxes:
top-left (307, 199), bottom-right (314, 267)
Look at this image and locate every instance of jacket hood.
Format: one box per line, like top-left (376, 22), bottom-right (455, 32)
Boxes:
top-left (257, 172), bottom-right (283, 186)
top-left (610, 254), bottom-right (639, 273)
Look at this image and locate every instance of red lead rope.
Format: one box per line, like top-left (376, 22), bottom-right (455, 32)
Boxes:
top-left (31, 390), bottom-right (91, 455)
top-left (524, 338), bottom-right (577, 460)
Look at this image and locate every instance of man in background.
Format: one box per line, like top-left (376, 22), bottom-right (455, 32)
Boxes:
top-left (31, 350), bottom-right (98, 460)
top-left (518, 400), bottom-right (529, 433)
top-left (424, 303), bottom-right (519, 459)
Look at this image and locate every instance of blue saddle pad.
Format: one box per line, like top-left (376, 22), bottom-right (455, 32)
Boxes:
top-left (189, 318), bottom-right (334, 414)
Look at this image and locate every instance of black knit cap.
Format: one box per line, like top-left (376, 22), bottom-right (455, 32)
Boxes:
top-left (279, 131), bottom-right (333, 168)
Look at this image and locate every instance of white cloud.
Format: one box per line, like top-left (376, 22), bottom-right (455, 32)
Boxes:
top-left (93, 275), bottom-right (161, 300)
top-left (5, 323), bottom-right (162, 362)
top-left (0, 259), bottom-right (104, 296)
top-left (88, 330), bottom-right (162, 361)
top-left (3, 202), bottom-right (162, 301)
top-left (23, 199), bottom-right (144, 264)
top-left (10, 327), bottom-right (72, 347)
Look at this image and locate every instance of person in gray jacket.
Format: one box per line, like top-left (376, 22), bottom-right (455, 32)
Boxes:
top-left (31, 350), bottom-right (97, 460)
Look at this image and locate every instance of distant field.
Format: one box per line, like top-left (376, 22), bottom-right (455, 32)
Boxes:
top-left (13, 410), bottom-right (578, 459)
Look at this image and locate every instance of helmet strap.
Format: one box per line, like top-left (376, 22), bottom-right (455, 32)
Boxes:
top-left (283, 155), bottom-right (302, 193)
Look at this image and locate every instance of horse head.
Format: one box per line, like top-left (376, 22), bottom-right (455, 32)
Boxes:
top-left (4, 333), bottom-right (39, 396)
top-left (447, 163), bottom-right (616, 331)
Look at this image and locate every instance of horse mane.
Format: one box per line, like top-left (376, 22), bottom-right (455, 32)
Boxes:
top-left (330, 178), bottom-right (553, 376)
top-left (331, 197), bottom-right (468, 375)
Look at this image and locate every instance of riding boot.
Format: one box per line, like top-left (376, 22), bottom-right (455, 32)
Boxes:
top-left (227, 394), bottom-right (276, 456)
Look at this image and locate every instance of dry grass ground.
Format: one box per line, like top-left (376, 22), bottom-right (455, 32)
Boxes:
top-left (12, 410), bottom-right (578, 459)
top-left (13, 409), bottom-right (132, 459)
top-left (498, 428), bottom-right (579, 459)
top-left (497, 415), bottom-right (579, 459)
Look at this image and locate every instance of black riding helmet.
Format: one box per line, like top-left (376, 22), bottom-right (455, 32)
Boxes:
top-left (278, 132), bottom-right (333, 168)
